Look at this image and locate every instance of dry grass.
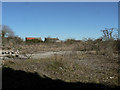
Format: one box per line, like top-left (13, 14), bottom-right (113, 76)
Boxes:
top-left (3, 40), bottom-right (119, 60)
top-left (2, 39), bottom-right (119, 88)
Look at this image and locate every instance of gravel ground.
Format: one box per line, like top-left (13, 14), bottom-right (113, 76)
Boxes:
top-left (30, 51), bottom-right (73, 59)
top-left (2, 51), bottom-right (119, 87)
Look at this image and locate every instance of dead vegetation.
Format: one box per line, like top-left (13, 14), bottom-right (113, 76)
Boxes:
top-left (3, 52), bottom-right (119, 87)
top-left (1, 26), bottom-right (119, 88)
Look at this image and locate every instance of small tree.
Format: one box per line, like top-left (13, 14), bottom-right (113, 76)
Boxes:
top-left (1, 25), bottom-right (24, 50)
top-left (100, 28), bottom-right (118, 58)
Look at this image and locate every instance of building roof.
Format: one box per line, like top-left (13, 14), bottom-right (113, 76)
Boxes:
top-left (26, 37), bottom-right (42, 40)
top-left (45, 37), bottom-right (59, 40)
top-left (26, 37), bottom-right (36, 40)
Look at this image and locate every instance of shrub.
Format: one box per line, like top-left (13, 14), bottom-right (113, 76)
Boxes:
top-left (64, 39), bottom-right (76, 44)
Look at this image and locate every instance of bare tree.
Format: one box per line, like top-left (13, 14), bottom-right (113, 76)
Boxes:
top-left (1, 25), bottom-right (15, 38)
top-left (101, 28), bottom-right (115, 41)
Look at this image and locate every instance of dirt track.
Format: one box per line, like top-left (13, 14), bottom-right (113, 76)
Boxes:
top-left (30, 51), bottom-right (72, 59)
top-left (29, 51), bottom-right (89, 59)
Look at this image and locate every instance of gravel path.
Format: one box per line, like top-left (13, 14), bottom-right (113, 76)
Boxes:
top-left (30, 51), bottom-right (73, 59)
top-left (29, 51), bottom-right (90, 59)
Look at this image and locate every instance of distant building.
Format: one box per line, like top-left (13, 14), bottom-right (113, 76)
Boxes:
top-left (26, 37), bottom-right (36, 40)
top-left (25, 37), bottom-right (43, 42)
top-left (44, 37), bottom-right (61, 43)
top-left (75, 40), bottom-right (83, 43)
